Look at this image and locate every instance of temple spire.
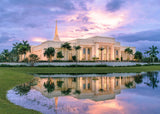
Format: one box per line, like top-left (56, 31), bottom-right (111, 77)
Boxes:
top-left (53, 20), bottom-right (60, 41)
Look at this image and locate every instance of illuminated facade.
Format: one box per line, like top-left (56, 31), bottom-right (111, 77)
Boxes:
top-left (27, 22), bottom-right (136, 61)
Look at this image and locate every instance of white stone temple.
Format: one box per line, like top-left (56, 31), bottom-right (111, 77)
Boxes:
top-left (27, 21), bottom-right (136, 61)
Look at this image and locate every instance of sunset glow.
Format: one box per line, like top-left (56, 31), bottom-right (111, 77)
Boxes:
top-left (0, 0), bottom-right (160, 54)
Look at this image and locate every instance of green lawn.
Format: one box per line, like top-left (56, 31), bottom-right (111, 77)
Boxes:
top-left (1, 65), bottom-right (160, 113)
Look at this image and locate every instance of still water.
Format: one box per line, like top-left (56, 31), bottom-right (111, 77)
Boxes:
top-left (7, 72), bottom-right (160, 114)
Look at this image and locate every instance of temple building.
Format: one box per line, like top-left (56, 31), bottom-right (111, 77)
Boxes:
top-left (28, 21), bottom-right (136, 61)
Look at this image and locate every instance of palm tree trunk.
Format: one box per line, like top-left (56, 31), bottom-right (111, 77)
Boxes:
top-left (24, 54), bottom-right (26, 60)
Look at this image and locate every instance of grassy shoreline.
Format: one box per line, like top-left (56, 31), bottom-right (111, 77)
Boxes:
top-left (1, 65), bottom-right (160, 113)
top-left (3, 65), bottom-right (160, 73)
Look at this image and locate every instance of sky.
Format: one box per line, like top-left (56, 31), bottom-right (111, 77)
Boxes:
top-left (0, 0), bottom-right (160, 55)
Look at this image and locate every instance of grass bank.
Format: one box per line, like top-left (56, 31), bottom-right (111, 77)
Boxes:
top-left (3, 65), bottom-right (160, 73)
top-left (1, 65), bottom-right (160, 113)
top-left (0, 69), bottom-right (40, 114)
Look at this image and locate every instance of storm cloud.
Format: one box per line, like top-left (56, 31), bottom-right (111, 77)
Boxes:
top-left (116, 29), bottom-right (160, 42)
top-left (106, 0), bottom-right (126, 12)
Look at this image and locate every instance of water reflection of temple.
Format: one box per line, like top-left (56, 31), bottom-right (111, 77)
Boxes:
top-left (32, 76), bottom-right (136, 101)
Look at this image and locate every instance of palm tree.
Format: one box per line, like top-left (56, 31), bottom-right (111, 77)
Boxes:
top-left (57, 51), bottom-right (64, 60)
top-left (134, 51), bottom-right (143, 61)
top-left (20, 40), bottom-right (31, 60)
top-left (13, 41), bottom-right (31, 61)
top-left (73, 45), bottom-right (81, 62)
top-left (99, 47), bottom-right (104, 62)
top-left (125, 47), bottom-right (133, 61)
top-left (61, 42), bottom-right (72, 60)
top-left (29, 54), bottom-right (39, 66)
top-left (44, 47), bottom-right (55, 62)
top-left (1, 49), bottom-right (10, 62)
top-left (145, 45), bottom-right (159, 62)
top-left (13, 42), bottom-right (21, 62)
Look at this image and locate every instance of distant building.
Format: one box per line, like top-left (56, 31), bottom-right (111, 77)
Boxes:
top-left (27, 21), bottom-right (135, 61)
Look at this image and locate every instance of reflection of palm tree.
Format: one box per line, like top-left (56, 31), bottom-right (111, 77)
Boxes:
top-left (144, 72), bottom-right (159, 89)
top-left (99, 76), bottom-right (104, 92)
top-left (134, 75), bottom-right (143, 84)
top-left (44, 78), bottom-right (55, 93)
top-left (14, 84), bottom-right (31, 96)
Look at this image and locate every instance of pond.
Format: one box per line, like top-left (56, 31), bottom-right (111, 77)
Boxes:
top-left (7, 72), bottom-right (160, 114)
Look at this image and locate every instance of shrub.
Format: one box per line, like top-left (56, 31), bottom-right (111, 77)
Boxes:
top-left (74, 90), bottom-right (81, 94)
top-left (61, 88), bottom-right (72, 95)
top-left (57, 81), bottom-right (64, 88)
top-left (116, 58), bottom-right (119, 61)
top-left (72, 56), bottom-right (77, 62)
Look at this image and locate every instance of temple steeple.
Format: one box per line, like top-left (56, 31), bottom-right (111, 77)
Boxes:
top-left (53, 20), bottom-right (60, 41)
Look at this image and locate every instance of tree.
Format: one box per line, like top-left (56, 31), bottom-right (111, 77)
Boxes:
top-left (61, 42), bottom-right (72, 60)
top-left (29, 54), bottom-right (39, 66)
top-left (99, 47), bottom-right (104, 62)
top-left (44, 47), bottom-right (55, 62)
top-left (72, 55), bottom-right (77, 62)
top-left (13, 42), bottom-right (21, 62)
top-left (134, 51), bottom-right (143, 61)
top-left (19, 40), bottom-right (31, 61)
top-left (1, 49), bottom-right (10, 62)
top-left (125, 47), bottom-right (133, 61)
top-left (13, 41), bottom-right (31, 62)
top-left (145, 45), bottom-right (159, 62)
top-left (56, 51), bottom-right (64, 60)
top-left (73, 46), bottom-right (81, 62)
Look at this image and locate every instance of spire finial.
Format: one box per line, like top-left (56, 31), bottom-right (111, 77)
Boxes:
top-left (53, 20), bottom-right (60, 41)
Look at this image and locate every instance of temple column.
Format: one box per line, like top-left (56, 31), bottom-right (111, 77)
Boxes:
top-left (111, 45), bottom-right (115, 60)
top-left (85, 78), bottom-right (88, 89)
top-left (102, 77), bottom-right (104, 89)
top-left (118, 48), bottom-right (121, 61)
top-left (119, 76), bottom-right (121, 88)
top-left (92, 79), bottom-right (95, 92)
top-left (106, 46), bottom-right (109, 61)
top-left (79, 77), bottom-right (83, 91)
top-left (95, 43), bottom-right (99, 58)
top-left (86, 48), bottom-right (88, 61)
top-left (76, 77), bottom-right (80, 90)
top-left (80, 46), bottom-right (83, 61)
top-left (95, 79), bottom-right (99, 94)
top-left (102, 49), bottom-right (104, 60)
top-left (111, 77), bottom-right (115, 91)
top-left (92, 46), bottom-right (95, 58)
top-left (106, 77), bottom-right (109, 91)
